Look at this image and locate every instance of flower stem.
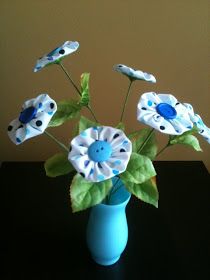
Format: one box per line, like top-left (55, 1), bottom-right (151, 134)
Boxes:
top-left (120, 80), bottom-right (133, 122)
top-left (137, 128), bottom-right (155, 154)
top-left (156, 143), bottom-right (171, 158)
top-left (44, 130), bottom-right (69, 152)
top-left (58, 62), bottom-right (98, 123)
top-left (59, 62), bottom-right (81, 97)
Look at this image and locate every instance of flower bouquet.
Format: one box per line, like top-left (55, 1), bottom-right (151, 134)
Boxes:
top-left (7, 40), bottom-right (210, 265)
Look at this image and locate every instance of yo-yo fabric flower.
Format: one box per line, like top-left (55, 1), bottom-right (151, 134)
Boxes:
top-left (113, 64), bottom-right (156, 83)
top-left (68, 126), bottom-right (132, 182)
top-left (8, 94), bottom-right (57, 145)
top-left (34, 41), bottom-right (79, 72)
top-left (137, 92), bottom-right (193, 135)
top-left (184, 103), bottom-right (210, 144)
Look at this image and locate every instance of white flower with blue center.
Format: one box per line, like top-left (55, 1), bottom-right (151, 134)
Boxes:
top-left (34, 41), bottom-right (79, 72)
top-left (68, 126), bottom-right (132, 182)
top-left (137, 92), bottom-right (193, 135)
top-left (113, 64), bottom-right (156, 83)
top-left (8, 94), bottom-right (57, 144)
top-left (184, 103), bottom-right (210, 144)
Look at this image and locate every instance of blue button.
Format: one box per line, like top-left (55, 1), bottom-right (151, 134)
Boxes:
top-left (19, 106), bottom-right (37, 124)
top-left (88, 141), bottom-right (112, 162)
top-left (156, 103), bottom-right (177, 119)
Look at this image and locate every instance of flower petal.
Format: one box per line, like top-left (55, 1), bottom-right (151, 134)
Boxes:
top-left (34, 41), bottom-right (79, 72)
top-left (68, 126), bottom-right (132, 182)
top-left (8, 119), bottom-right (42, 145)
top-left (137, 92), bottom-right (193, 135)
top-left (184, 103), bottom-right (210, 143)
top-left (114, 64), bottom-right (156, 83)
top-left (8, 94), bottom-right (57, 144)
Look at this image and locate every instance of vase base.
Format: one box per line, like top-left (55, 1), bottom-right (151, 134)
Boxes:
top-left (93, 255), bottom-right (120, 266)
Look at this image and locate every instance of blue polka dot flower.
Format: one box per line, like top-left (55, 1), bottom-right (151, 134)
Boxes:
top-left (137, 92), bottom-right (193, 135)
top-left (68, 126), bottom-right (132, 182)
top-left (184, 103), bottom-right (210, 144)
top-left (8, 94), bottom-right (57, 144)
top-left (113, 64), bottom-right (156, 83)
top-left (34, 41), bottom-right (79, 72)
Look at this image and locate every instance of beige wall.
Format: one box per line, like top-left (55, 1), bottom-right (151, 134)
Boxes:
top-left (1, 0), bottom-right (210, 171)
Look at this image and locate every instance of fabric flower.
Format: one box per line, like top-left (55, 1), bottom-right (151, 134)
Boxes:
top-left (8, 94), bottom-right (57, 145)
top-left (34, 41), bottom-right (79, 72)
top-left (68, 126), bottom-right (132, 182)
top-left (113, 64), bottom-right (156, 83)
top-left (184, 103), bottom-right (210, 144)
top-left (137, 92), bottom-right (193, 135)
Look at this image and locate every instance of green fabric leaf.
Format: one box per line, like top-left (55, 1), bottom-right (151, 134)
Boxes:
top-left (78, 115), bottom-right (99, 133)
top-left (169, 131), bottom-right (202, 152)
top-left (128, 128), bottom-right (158, 160)
top-left (125, 177), bottom-right (158, 208)
top-left (80, 73), bottom-right (90, 106)
top-left (48, 99), bottom-right (81, 127)
top-left (120, 153), bottom-right (156, 184)
top-left (72, 122), bottom-right (79, 138)
top-left (70, 174), bottom-right (112, 212)
top-left (116, 122), bottom-right (125, 131)
top-left (44, 153), bottom-right (74, 177)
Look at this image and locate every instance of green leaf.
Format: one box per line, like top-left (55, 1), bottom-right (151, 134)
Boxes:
top-left (48, 99), bottom-right (81, 127)
top-left (78, 115), bottom-right (99, 133)
top-left (80, 73), bottom-right (90, 106)
top-left (44, 153), bottom-right (74, 177)
top-left (70, 174), bottom-right (112, 212)
top-left (120, 153), bottom-right (156, 185)
top-left (128, 128), bottom-right (158, 160)
top-left (125, 177), bottom-right (158, 208)
top-left (169, 131), bottom-right (202, 152)
top-left (72, 122), bottom-right (79, 138)
top-left (116, 122), bottom-right (125, 131)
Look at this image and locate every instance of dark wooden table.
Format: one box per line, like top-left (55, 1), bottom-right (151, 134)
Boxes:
top-left (0, 161), bottom-right (210, 279)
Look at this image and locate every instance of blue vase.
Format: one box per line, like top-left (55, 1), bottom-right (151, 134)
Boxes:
top-left (86, 178), bottom-right (131, 266)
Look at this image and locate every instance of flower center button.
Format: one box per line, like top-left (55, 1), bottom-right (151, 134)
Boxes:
top-left (88, 140), bottom-right (112, 162)
top-left (156, 103), bottom-right (177, 119)
top-left (19, 106), bottom-right (37, 124)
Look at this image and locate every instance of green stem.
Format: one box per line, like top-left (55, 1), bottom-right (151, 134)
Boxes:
top-left (58, 62), bottom-right (98, 123)
top-left (59, 62), bottom-right (81, 97)
top-left (120, 80), bottom-right (133, 122)
top-left (44, 130), bottom-right (69, 152)
top-left (137, 128), bottom-right (155, 154)
top-left (86, 104), bottom-right (98, 123)
top-left (156, 143), bottom-right (170, 158)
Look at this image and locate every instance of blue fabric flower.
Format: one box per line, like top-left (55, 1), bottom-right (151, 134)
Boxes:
top-left (34, 41), bottom-right (79, 72)
top-left (8, 94), bottom-right (57, 144)
top-left (184, 103), bottom-right (210, 144)
top-left (68, 126), bottom-right (132, 182)
top-left (137, 92), bottom-right (193, 135)
top-left (113, 64), bottom-right (156, 83)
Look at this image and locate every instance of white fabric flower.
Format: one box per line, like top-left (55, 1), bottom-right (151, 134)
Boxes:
top-left (34, 41), bottom-right (79, 72)
top-left (184, 103), bottom-right (210, 144)
top-left (137, 92), bottom-right (193, 135)
top-left (68, 126), bottom-right (132, 182)
top-left (8, 94), bottom-right (57, 144)
top-left (113, 64), bottom-right (156, 83)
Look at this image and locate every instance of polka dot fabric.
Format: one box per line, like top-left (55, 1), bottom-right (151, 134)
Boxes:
top-left (113, 64), bottom-right (156, 83)
top-left (184, 103), bottom-right (210, 144)
top-left (34, 41), bottom-right (79, 72)
top-left (137, 92), bottom-right (193, 135)
top-left (68, 126), bottom-right (132, 182)
top-left (8, 94), bottom-right (57, 144)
